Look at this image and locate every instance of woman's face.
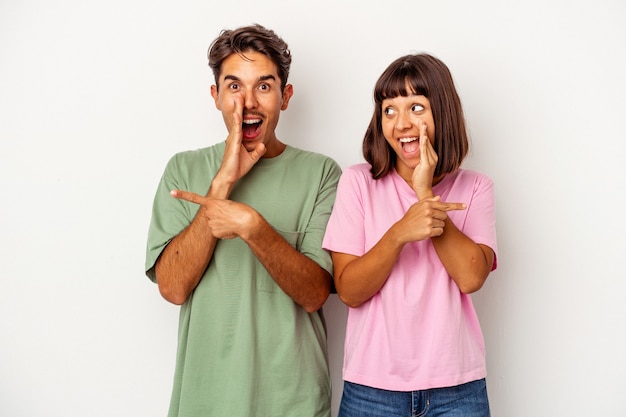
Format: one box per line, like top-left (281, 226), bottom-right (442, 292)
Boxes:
top-left (381, 93), bottom-right (435, 181)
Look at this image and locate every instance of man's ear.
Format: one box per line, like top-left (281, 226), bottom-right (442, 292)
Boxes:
top-left (210, 85), bottom-right (221, 110)
top-left (280, 84), bottom-right (293, 111)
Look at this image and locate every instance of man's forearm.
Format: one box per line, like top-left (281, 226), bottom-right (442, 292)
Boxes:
top-left (155, 178), bottom-right (232, 305)
top-left (160, 177), bottom-right (332, 311)
top-left (155, 212), bottom-right (217, 305)
top-left (243, 216), bottom-right (332, 313)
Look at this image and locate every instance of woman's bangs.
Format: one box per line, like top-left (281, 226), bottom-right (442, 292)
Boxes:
top-left (375, 67), bottom-right (427, 102)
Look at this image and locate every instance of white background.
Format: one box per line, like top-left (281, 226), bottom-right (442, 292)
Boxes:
top-left (1, 1), bottom-right (625, 416)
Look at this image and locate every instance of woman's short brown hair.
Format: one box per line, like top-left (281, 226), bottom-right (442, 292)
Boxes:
top-left (363, 53), bottom-right (469, 180)
top-left (208, 24), bottom-right (292, 92)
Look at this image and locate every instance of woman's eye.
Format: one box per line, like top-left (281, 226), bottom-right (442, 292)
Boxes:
top-left (412, 104), bottom-right (425, 112)
top-left (384, 107), bottom-right (395, 115)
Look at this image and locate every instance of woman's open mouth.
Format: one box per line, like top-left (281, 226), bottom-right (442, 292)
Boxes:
top-left (400, 137), bottom-right (419, 153)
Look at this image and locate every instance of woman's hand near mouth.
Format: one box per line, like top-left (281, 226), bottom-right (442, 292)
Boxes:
top-left (411, 121), bottom-right (438, 199)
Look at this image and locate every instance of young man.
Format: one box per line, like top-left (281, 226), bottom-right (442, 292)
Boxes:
top-left (145, 24), bottom-right (341, 417)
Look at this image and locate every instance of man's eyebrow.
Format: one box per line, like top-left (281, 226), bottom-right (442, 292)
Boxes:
top-left (258, 75), bottom-right (276, 82)
top-left (222, 74), bottom-right (276, 82)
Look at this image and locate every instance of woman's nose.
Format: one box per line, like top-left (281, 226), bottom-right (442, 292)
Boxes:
top-left (395, 112), bottom-right (412, 130)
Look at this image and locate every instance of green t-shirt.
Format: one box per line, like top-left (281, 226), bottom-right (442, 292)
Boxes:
top-left (145, 142), bottom-right (341, 417)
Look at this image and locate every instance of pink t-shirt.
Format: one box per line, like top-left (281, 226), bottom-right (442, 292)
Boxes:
top-left (323, 164), bottom-right (498, 391)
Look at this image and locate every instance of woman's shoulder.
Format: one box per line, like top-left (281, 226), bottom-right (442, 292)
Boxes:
top-left (445, 169), bottom-right (495, 195)
top-left (456, 168), bottom-right (494, 185)
top-left (342, 162), bottom-right (374, 177)
top-left (338, 163), bottom-right (378, 184)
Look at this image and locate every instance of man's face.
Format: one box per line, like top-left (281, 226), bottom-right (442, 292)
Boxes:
top-left (211, 50), bottom-right (293, 157)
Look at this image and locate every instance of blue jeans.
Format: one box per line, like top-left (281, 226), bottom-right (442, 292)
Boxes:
top-left (338, 379), bottom-right (490, 417)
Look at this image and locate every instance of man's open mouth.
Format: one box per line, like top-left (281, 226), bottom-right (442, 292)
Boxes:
top-left (243, 118), bottom-right (262, 139)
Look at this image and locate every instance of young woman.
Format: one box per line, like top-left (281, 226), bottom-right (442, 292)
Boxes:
top-left (323, 53), bottom-right (498, 417)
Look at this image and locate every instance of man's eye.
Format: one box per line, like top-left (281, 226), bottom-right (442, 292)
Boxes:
top-left (258, 83), bottom-right (270, 91)
top-left (412, 104), bottom-right (425, 112)
top-left (228, 83), bottom-right (240, 90)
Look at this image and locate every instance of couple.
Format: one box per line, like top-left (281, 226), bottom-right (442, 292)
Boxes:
top-left (145, 23), bottom-right (497, 417)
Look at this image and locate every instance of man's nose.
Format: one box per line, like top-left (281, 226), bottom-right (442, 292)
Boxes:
top-left (243, 89), bottom-right (258, 109)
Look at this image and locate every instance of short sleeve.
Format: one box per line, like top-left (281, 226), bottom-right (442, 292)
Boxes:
top-left (322, 166), bottom-right (368, 257)
top-left (457, 172), bottom-right (498, 271)
top-left (144, 154), bottom-right (199, 282)
top-left (296, 156), bottom-right (342, 276)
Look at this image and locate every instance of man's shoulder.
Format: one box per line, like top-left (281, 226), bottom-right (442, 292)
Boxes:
top-left (170, 142), bottom-right (224, 161)
top-left (286, 145), bottom-right (338, 164)
top-left (283, 146), bottom-right (342, 177)
top-left (163, 142), bottom-right (225, 170)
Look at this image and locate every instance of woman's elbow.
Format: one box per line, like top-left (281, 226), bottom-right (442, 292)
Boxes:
top-left (458, 248), bottom-right (493, 293)
top-left (458, 276), bottom-right (487, 294)
top-left (456, 268), bottom-right (490, 294)
top-left (337, 292), bottom-right (366, 309)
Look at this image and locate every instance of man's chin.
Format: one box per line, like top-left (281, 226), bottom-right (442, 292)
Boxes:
top-left (242, 137), bottom-right (263, 150)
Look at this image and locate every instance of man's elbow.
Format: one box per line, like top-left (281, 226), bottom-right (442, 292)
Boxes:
top-left (156, 275), bottom-right (190, 305)
top-left (157, 285), bottom-right (186, 305)
top-left (302, 286), bottom-right (331, 313)
top-left (303, 303), bottom-right (323, 314)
